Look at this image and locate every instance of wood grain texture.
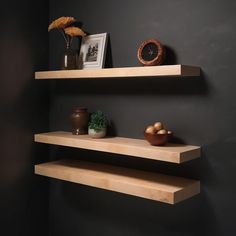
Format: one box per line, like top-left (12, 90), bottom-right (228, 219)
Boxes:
top-left (35, 159), bottom-right (200, 204)
top-left (35, 65), bottom-right (200, 79)
top-left (34, 131), bottom-right (201, 163)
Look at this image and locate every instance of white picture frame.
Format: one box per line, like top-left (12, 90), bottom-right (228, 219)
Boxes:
top-left (79, 33), bottom-right (108, 69)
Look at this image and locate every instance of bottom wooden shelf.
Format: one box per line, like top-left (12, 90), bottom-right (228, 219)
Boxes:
top-left (35, 159), bottom-right (200, 204)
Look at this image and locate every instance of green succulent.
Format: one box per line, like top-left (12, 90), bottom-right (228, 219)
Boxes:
top-left (89, 110), bottom-right (108, 132)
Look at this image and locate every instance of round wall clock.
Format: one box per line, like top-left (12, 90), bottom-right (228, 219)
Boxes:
top-left (137, 39), bottom-right (165, 66)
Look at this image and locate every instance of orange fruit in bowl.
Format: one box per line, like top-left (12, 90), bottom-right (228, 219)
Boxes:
top-left (157, 129), bottom-right (167, 134)
top-left (153, 122), bottom-right (163, 131)
top-left (145, 125), bottom-right (156, 134)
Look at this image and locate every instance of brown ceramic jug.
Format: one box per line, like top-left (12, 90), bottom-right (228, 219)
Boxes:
top-left (70, 107), bottom-right (89, 135)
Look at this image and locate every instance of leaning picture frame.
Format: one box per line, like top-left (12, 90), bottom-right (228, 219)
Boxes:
top-left (79, 33), bottom-right (108, 69)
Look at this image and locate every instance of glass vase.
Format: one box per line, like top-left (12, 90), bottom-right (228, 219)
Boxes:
top-left (61, 42), bottom-right (78, 70)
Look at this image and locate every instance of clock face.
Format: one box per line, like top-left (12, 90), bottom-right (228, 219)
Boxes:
top-left (141, 43), bottom-right (159, 61)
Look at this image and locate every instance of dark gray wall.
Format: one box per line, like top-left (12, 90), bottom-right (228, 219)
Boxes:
top-left (0, 1), bottom-right (50, 235)
top-left (49, 0), bottom-right (236, 235)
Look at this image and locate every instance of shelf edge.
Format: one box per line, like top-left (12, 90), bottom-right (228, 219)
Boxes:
top-left (35, 159), bottom-right (200, 204)
top-left (34, 132), bottom-right (201, 164)
top-left (35, 65), bottom-right (201, 79)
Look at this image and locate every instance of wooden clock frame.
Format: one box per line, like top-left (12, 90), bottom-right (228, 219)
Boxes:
top-left (137, 38), bottom-right (165, 66)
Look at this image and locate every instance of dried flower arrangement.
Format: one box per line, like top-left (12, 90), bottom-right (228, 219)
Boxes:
top-left (48, 16), bottom-right (86, 46)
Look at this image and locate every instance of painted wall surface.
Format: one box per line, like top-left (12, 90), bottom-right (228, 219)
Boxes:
top-left (0, 1), bottom-right (49, 235)
top-left (49, 0), bottom-right (236, 235)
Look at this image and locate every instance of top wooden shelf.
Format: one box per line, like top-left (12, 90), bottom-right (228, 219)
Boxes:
top-left (35, 65), bottom-right (201, 79)
top-left (34, 131), bottom-right (200, 164)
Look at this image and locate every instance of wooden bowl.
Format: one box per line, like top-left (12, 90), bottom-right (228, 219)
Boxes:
top-left (144, 132), bottom-right (171, 146)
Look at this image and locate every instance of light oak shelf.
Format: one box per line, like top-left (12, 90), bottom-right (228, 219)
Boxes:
top-left (34, 131), bottom-right (201, 164)
top-left (35, 159), bottom-right (200, 204)
top-left (35, 65), bottom-right (200, 79)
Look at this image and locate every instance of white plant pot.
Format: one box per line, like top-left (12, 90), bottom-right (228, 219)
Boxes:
top-left (88, 128), bottom-right (106, 138)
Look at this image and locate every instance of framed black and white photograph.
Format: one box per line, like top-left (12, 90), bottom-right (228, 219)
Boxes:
top-left (79, 33), bottom-right (107, 69)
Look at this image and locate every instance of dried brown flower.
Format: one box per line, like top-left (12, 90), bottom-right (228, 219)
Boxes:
top-left (48, 16), bottom-right (76, 31)
top-left (64, 27), bottom-right (86, 37)
top-left (48, 16), bottom-right (86, 48)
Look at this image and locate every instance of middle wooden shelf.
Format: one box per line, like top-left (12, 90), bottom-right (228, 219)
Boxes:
top-left (35, 131), bottom-right (201, 164)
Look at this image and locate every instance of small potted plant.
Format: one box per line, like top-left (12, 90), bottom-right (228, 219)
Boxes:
top-left (88, 110), bottom-right (108, 138)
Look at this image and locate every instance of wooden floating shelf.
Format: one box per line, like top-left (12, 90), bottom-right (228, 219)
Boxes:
top-left (34, 131), bottom-right (201, 164)
top-left (35, 65), bottom-right (201, 79)
top-left (35, 159), bottom-right (200, 204)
